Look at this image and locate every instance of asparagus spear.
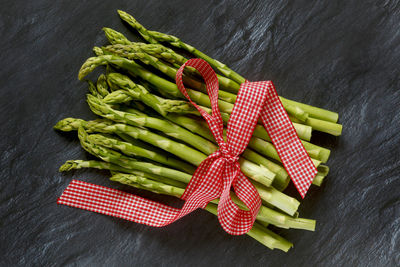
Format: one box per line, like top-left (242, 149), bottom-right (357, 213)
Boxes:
top-left (93, 46), bottom-right (104, 56)
top-left (56, 118), bottom-right (210, 167)
top-left (116, 11), bottom-right (340, 124)
top-left (280, 97), bottom-right (339, 123)
top-left (103, 90), bottom-right (133, 104)
top-left (248, 137), bottom-right (321, 168)
top-left (106, 72), bottom-right (198, 115)
top-left (290, 115), bottom-right (342, 136)
top-left (96, 74), bottom-right (110, 97)
top-left (86, 80), bottom-right (98, 97)
top-left (103, 27), bottom-right (131, 45)
top-left (314, 165), bottom-right (330, 186)
top-left (60, 159), bottom-right (186, 188)
top-left (88, 133), bottom-right (196, 174)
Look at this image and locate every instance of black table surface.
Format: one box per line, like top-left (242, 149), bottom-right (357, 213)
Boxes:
top-left (1, 0), bottom-right (399, 266)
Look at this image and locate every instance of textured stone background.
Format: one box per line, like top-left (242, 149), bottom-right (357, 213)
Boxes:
top-left (1, 0), bottom-right (399, 266)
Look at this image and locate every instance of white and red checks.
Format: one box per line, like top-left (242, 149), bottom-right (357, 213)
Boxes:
top-left (58, 59), bottom-right (317, 235)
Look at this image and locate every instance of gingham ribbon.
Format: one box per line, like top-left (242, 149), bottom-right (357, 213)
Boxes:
top-left (58, 59), bottom-right (317, 235)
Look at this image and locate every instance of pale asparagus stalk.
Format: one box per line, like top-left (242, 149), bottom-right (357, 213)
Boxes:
top-left (59, 160), bottom-right (186, 188)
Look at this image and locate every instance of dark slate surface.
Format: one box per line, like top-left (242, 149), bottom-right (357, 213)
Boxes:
top-left (1, 0), bottom-right (399, 266)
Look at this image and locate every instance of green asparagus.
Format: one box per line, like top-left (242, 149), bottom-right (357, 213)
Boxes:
top-left (54, 9), bottom-right (344, 251)
top-left (96, 74), bottom-right (110, 97)
top-left (60, 159), bottom-right (186, 188)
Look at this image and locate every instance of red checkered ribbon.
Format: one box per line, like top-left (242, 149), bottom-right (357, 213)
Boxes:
top-left (58, 59), bottom-right (317, 235)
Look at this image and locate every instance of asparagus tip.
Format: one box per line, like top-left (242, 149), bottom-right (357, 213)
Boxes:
top-left (59, 160), bottom-right (81, 172)
top-left (117, 10), bottom-right (129, 18)
top-left (93, 46), bottom-right (104, 56)
top-left (78, 56), bottom-right (106, 80)
top-left (54, 118), bottom-right (85, 131)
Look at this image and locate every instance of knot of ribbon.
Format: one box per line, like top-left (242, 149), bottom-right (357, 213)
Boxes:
top-left (218, 143), bottom-right (238, 164)
top-left (58, 58), bottom-right (317, 235)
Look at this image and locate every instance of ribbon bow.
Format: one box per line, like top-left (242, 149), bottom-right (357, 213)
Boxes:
top-left (58, 59), bottom-right (317, 235)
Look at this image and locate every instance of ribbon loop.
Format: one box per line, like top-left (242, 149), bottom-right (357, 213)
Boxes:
top-left (176, 59), bottom-right (225, 146)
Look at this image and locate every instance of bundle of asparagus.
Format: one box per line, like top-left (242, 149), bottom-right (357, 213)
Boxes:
top-left (55, 10), bottom-right (342, 251)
